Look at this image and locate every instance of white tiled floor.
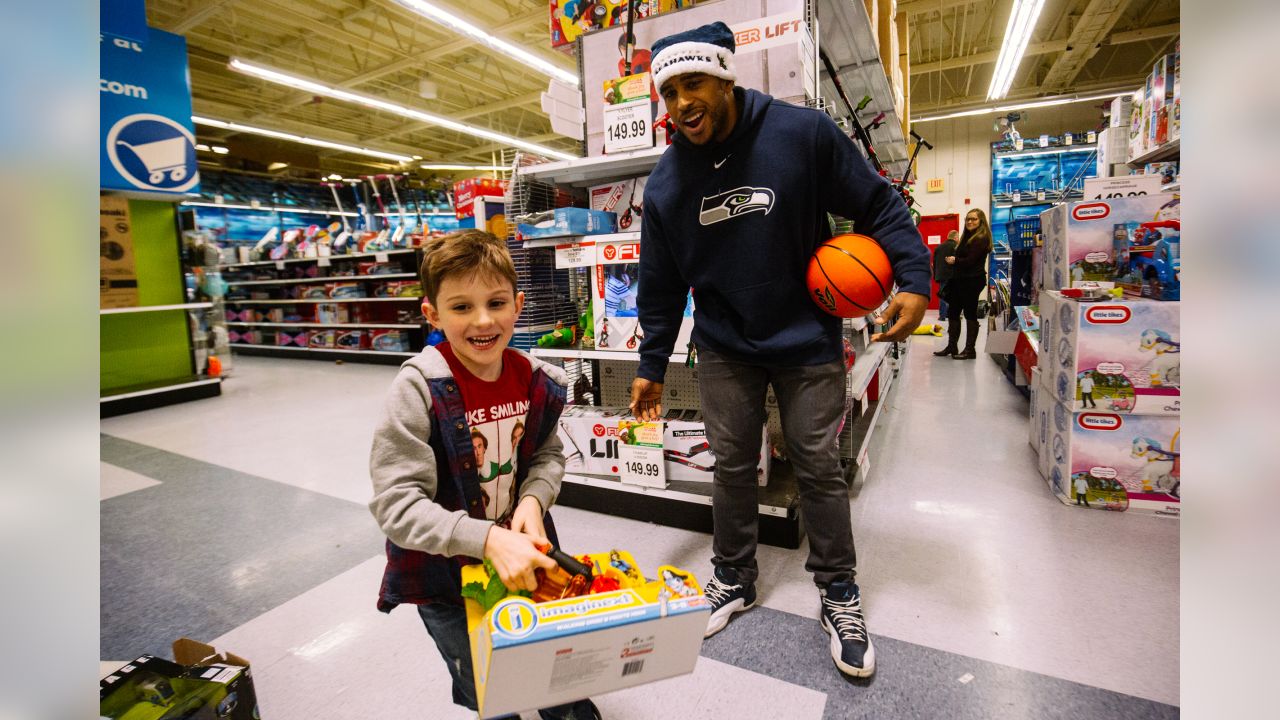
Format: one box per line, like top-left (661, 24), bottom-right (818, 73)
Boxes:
top-left (101, 337), bottom-right (1179, 714)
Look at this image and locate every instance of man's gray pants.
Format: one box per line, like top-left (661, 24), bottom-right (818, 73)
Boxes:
top-left (696, 347), bottom-right (857, 588)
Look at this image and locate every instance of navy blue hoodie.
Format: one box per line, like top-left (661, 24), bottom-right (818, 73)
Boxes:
top-left (636, 88), bottom-right (930, 382)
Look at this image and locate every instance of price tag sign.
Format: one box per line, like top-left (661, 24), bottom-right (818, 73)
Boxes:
top-left (555, 241), bottom-right (595, 269)
top-left (374, 252), bottom-right (390, 263)
top-left (317, 257), bottom-right (331, 267)
top-left (275, 261), bottom-right (286, 270)
top-left (617, 420), bottom-right (666, 488)
top-left (1082, 175), bottom-right (1162, 199)
top-left (602, 73), bottom-right (653, 154)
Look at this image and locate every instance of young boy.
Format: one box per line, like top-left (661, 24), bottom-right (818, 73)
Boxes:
top-left (368, 230), bottom-right (600, 720)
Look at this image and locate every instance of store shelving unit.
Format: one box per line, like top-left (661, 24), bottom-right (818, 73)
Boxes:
top-left (816, 0), bottom-right (911, 178)
top-left (1127, 138), bottom-right (1180, 167)
top-left (216, 248), bottom-right (429, 364)
top-left (100, 302), bottom-right (213, 315)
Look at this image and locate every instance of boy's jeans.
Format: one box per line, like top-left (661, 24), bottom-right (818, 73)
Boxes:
top-left (417, 603), bottom-right (598, 719)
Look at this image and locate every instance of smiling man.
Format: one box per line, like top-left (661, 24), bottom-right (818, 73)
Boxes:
top-left (629, 21), bottom-right (931, 680)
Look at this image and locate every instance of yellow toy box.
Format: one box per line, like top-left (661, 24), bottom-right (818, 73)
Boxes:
top-left (463, 550), bottom-right (709, 718)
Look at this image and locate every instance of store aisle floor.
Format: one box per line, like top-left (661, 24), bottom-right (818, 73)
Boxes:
top-left (101, 337), bottom-right (1178, 718)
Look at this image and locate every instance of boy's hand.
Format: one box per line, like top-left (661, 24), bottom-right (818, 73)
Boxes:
top-left (509, 495), bottom-right (546, 539)
top-left (484, 525), bottom-right (555, 592)
top-left (871, 292), bottom-right (929, 343)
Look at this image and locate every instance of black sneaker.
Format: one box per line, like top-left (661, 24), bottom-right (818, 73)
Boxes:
top-left (819, 581), bottom-right (875, 677)
top-left (702, 566), bottom-right (757, 638)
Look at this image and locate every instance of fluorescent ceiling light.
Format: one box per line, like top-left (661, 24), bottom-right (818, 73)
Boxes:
top-left (912, 90), bottom-right (1135, 123)
top-left (987, 0), bottom-right (1046, 100)
top-left (228, 59), bottom-right (576, 161)
top-left (392, 0), bottom-right (578, 87)
top-left (192, 115), bottom-right (415, 163)
top-left (267, 162), bottom-right (289, 171)
top-left (211, 146), bottom-right (230, 154)
top-left (421, 164), bottom-right (509, 171)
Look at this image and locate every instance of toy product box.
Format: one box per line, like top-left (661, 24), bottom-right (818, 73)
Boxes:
top-left (1144, 162), bottom-right (1179, 186)
top-left (453, 177), bottom-right (509, 219)
top-left (1109, 95), bottom-right (1132, 129)
top-left (335, 328), bottom-right (366, 350)
top-left (369, 328), bottom-right (411, 352)
top-left (549, 0), bottom-right (683, 49)
top-left (357, 261), bottom-right (399, 276)
top-left (277, 330), bottom-right (309, 347)
top-left (557, 405), bottom-right (768, 485)
top-left (1029, 368), bottom-right (1051, 481)
top-left (1111, 199), bottom-right (1180, 301)
top-left (100, 195), bottom-right (140, 309)
top-left (1127, 88), bottom-right (1146, 161)
top-left (298, 284), bottom-right (330, 299)
top-left (374, 280), bottom-right (423, 297)
top-left (1095, 128), bottom-right (1129, 176)
top-left (589, 177), bottom-right (648, 232)
top-left (327, 281), bottom-right (367, 299)
top-left (517, 208), bottom-right (618, 240)
top-left (228, 329), bottom-right (260, 345)
top-left (1039, 196), bottom-right (1177, 292)
top-left (316, 302), bottom-right (349, 324)
top-left (592, 239), bottom-right (692, 354)
top-left (1042, 397), bottom-right (1180, 517)
top-left (463, 550), bottom-right (709, 718)
top-left (1038, 291), bottom-right (1180, 416)
top-left (100, 638), bottom-right (259, 720)
top-left (309, 329), bottom-right (337, 349)
top-left (663, 408), bottom-right (770, 485)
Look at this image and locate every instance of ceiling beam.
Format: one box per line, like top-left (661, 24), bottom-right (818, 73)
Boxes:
top-left (1039, 0), bottom-right (1135, 92)
top-left (168, 0), bottom-right (237, 34)
top-left (912, 40), bottom-right (1068, 75)
top-left (898, 0), bottom-right (985, 16)
top-left (911, 18), bottom-right (1179, 76)
top-left (911, 73), bottom-right (1147, 116)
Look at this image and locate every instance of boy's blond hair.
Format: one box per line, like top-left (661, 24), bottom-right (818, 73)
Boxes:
top-left (419, 230), bottom-right (519, 305)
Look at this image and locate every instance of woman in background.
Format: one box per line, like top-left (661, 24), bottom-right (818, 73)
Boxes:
top-left (935, 209), bottom-right (992, 360)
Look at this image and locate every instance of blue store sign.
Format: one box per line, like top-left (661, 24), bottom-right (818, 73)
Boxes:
top-left (100, 28), bottom-right (200, 195)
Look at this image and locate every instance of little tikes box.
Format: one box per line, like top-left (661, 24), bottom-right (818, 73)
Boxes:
top-left (1038, 291), bottom-right (1179, 416)
top-left (1043, 397), bottom-right (1180, 517)
top-left (463, 558), bottom-right (710, 719)
top-left (1039, 195), bottom-right (1176, 291)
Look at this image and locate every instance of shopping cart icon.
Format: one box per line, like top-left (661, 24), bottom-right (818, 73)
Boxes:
top-left (116, 138), bottom-right (190, 184)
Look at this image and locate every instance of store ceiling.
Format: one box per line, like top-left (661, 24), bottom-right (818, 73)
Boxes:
top-left (905, 0), bottom-right (1180, 115)
top-left (153, 0), bottom-right (1178, 177)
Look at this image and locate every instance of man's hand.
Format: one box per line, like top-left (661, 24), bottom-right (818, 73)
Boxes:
top-left (945, 256), bottom-right (956, 265)
top-left (629, 378), bottom-right (664, 421)
top-left (508, 495), bottom-right (546, 540)
top-left (483, 525), bottom-right (556, 593)
top-left (871, 292), bottom-right (929, 343)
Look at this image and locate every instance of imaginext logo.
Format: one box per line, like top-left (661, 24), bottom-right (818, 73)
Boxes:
top-left (491, 597), bottom-right (538, 638)
top-left (699, 186), bottom-right (775, 226)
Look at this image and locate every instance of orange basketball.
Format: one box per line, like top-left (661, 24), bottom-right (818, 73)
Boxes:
top-left (806, 233), bottom-right (893, 318)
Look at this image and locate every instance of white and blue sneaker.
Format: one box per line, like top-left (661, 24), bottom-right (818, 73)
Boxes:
top-left (820, 581), bottom-right (875, 677)
top-left (702, 566), bottom-right (757, 638)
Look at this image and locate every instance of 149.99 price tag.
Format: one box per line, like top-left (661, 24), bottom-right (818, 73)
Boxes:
top-left (617, 420), bottom-right (666, 488)
top-left (603, 72), bottom-right (654, 154)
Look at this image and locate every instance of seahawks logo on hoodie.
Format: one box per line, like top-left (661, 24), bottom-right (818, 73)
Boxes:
top-left (698, 186), bottom-right (775, 226)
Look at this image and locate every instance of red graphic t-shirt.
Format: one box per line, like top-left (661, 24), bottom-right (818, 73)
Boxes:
top-left (437, 343), bottom-right (532, 523)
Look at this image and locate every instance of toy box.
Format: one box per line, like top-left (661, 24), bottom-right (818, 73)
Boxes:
top-left (369, 329), bottom-right (411, 352)
top-left (327, 282), bottom-right (367, 299)
top-left (1038, 291), bottom-right (1180, 416)
top-left (1111, 196), bottom-right (1180, 300)
top-left (592, 239), bottom-right (692, 354)
top-left (316, 302), bottom-right (349, 324)
top-left (335, 329), bottom-right (367, 350)
top-left (1029, 368), bottom-right (1051, 481)
top-left (100, 195), bottom-right (140, 309)
top-left (463, 549), bottom-right (709, 718)
top-left (298, 284), bottom-right (330, 299)
top-left (1095, 128), bottom-right (1128, 176)
top-left (550, 0), bottom-right (683, 48)
top-left (374, 280), bottom-right (423, 297)
top-left (517, 208), bottom-right (618, 240)
top-left (589, 177), bottom-right (648, 232)
top-left (1127, 87), bottom-right (1146, 161)
top-left (1039, 196), bottom-right (1177, 292)
top-left (100, 638), bottom-right (259, 720)
top-left (1043, 397), bottom-right (1180, 517)
top-left (557, 405), bottom-right (768, 485)
top-left (1109, 95), bottom-right (1132, 129)
top-left (277, 330), bottom-right (309, 348)
top-left (453, 177), bottom-right (509, 219)
top-left (663, 408), bottom-right (770, 485)
top-left (309, 329), bottom-right (337, 349)
top-left (1144, 162), bottom-right (1179, 186)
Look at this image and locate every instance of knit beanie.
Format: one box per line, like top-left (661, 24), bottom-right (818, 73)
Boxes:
top-left (650, 21), bottom-right (737, 92)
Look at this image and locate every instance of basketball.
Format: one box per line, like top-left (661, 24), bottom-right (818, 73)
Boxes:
top-left (806, 233), bottom-right (893, 318)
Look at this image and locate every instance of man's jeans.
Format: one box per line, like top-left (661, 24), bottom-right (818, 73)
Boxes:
top-left (696, 347), bottom-right (857, 588)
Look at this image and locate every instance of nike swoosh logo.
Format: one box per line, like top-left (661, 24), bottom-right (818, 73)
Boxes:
top-left (714, 156), bottom-right (730, 169)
